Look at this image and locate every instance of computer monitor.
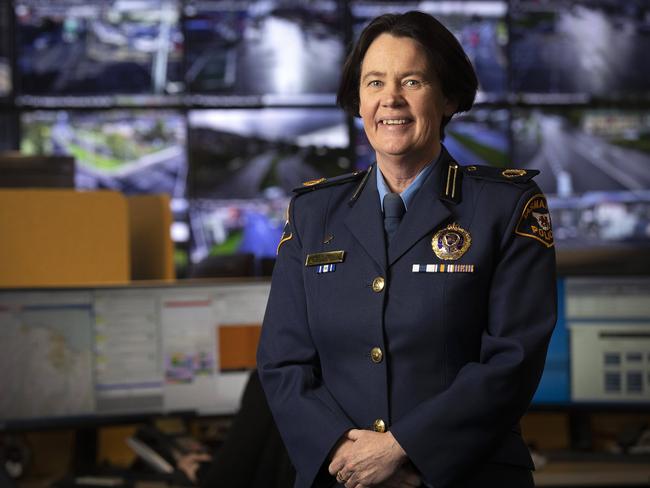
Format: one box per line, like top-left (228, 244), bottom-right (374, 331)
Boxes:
top-left (0, 281), bottom-right (271, 431)
top-left (0, 0), bottom-right (11, 101)
top-left (14, 0), bottom-right (184, 106)
top-left (532, 276), bottom-right (650, 408)
top-left (510, 0), bottom-right (650, 103)
top-left (183, 0), bottom-right (345, 104)
top-left (20, 109), bottom-right (187, 197)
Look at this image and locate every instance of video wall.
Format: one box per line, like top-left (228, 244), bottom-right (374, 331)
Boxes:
top-left (1, 0), bottom-right (649, 274)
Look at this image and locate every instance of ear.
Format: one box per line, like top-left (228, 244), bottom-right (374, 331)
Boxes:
top-left (443, 97), bottom-right (458, 117)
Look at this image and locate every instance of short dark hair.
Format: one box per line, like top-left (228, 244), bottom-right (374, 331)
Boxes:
top-left (337, 11), bottom-right (478, 138)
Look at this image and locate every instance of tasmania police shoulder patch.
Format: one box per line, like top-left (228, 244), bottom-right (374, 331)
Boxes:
top-left (515, 193), bottom-right (554, 248)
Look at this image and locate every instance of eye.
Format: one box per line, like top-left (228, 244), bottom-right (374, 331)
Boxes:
top-left (403, 79), bottom-right (421, 88)
top-left (367, 80), bottom-right (383, 88)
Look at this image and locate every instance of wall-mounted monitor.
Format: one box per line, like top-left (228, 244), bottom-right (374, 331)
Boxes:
top-left (351, 1), bottom-right (509, 102)
top-left (187, 107), bottom-right (351, 264)
top-left (188, 107), bottom-right (351, 199)
top-left (0, 0), bottom-right (12, 100)
top-left (15, 0), bottom-right (183, 106)
top-left (189, 197), bottom-right (289, 264)
top-left (183, 0), bottom-right (345, 105)
top-left (20, 109), bottom-right (187, 197)
top-left (512, 108), bottom-right (650, 251)
top-left (511, 0), bottom-right (650, 103)
top-left (354, 107), bottom-right (511, 169)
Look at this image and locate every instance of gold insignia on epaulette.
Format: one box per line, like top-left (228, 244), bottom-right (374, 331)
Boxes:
top-left (445, 163), bottom-right (459, 199)
top-left (432, 223), bottom-right (471, 260)
top-left (466, 165), bottom-right (477, 172)
top-left (515, 194), bottom-right (554, 247)
top-left (502, 169), bottom-right (527, 178)
top-left (303, 177), bottom-right (326, 187)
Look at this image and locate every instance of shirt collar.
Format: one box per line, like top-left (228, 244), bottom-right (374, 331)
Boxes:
top-left (376, 153), bottom-right (440, 211)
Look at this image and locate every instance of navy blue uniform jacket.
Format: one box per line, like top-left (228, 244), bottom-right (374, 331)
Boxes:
top-left (257, 147), bottom-right (557, 487)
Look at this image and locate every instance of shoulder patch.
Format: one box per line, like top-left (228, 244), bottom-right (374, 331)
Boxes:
top-left (464, 164), bottom-right (539, 184)
top-left (515, 194), bottom-right (554, 248)
top-left (293, 170), bottom-right (367, 195)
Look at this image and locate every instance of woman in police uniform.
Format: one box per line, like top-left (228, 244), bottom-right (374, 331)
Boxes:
top-left (257, 11), bottom-right (556, 488)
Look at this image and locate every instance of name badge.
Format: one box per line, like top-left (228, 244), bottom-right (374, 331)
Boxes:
top-left (305, 250), bottom-right (345, 267)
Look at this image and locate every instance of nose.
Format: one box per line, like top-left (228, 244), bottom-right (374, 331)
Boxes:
top-left (380, 82), bottom-right (405, 108)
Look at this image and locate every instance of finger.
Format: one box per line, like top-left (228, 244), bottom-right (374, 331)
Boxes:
top-left (346, 429), bottom-right (362, 440)
top-left (328, 460), bottom-right (343, 476)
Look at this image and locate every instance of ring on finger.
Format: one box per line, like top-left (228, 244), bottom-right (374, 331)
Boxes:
top-left (336, 471), bottom-right (346, 483)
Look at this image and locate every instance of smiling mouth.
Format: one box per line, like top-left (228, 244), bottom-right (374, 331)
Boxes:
top-left (379, 118), bottom-right (412, 126)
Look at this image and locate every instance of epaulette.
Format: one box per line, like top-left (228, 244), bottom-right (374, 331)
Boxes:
top-left (293, 169), bottom-right (368, 195)
top-left (462, 165), bottom-right (539, 184)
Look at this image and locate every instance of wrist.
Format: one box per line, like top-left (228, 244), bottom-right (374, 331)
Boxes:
top-left (387, 431), bottom-right (408, 464)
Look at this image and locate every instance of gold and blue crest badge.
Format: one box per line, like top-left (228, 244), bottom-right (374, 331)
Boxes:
top-left (432, 223), bottom-right (471, 260)
top-left (515, 194), bottom-right (554, 248)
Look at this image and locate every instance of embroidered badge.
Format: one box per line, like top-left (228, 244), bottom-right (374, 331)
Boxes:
top-left (515, 194), bottom-right (554, 248)
top-left (432, 223), bottom-right (471, 260)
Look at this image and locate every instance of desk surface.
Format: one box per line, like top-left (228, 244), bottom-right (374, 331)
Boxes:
top-left (535, 462), bottom-right (650, 486)
top-left (19, 463), bottom-right (650, 488)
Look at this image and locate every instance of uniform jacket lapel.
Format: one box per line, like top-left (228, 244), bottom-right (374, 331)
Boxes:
top-left (387, 150), bottom-right (454, 267)
top-left (344, 165), bottom-right (387, 272)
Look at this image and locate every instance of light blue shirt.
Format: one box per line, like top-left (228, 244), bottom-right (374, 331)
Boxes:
top-left (376, 152), bottom-right (441, 211)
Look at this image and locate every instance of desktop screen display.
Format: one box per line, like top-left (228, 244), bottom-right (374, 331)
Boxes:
top-left (15, 0), bottom-right (183, 99)
top-left (0, 282), bottom-right (271, 430)
top-left (533, 277), bottom-right (650, 406)
top-left (512, 107), bottom-right (650, 249)
top-left (510, 0), bottom-right (650, 102)
top-left (20, 109), bottom-right (187, 197)
top-left (183, 0), bottom-right (345, 104)
top-left (351, 0), bottom-right (508, 101)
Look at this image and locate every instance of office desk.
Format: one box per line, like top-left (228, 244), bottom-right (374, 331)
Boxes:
top-left (535, 462), bottom-right (650, 487)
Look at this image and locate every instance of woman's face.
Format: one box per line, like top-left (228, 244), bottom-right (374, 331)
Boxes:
top-left (359, 33), bottom-right (456, 166)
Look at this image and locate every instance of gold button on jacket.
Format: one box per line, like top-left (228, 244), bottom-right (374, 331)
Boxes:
top-left (372, 276), bottom-right (385, 292)
top-left (373, 418), bottom-right (386, 433)
top-left (370, 347), bottom-right (383, 363)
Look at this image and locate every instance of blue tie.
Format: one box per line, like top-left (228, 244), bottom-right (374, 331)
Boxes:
top-left (383, 193), bottom-right (406, 244)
